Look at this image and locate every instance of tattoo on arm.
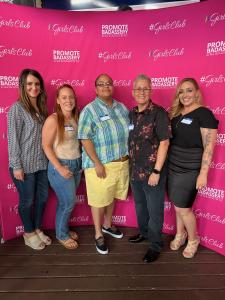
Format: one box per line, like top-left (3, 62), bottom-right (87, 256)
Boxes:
top-left (202, 128), bottom-right (212, 148)
top-left (200, 128), bottom-right (217, 172)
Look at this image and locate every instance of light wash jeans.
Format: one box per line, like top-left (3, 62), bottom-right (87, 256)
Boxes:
top-left (48, 157), bottom-right (81, 240)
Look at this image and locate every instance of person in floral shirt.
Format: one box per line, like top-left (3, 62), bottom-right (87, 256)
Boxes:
top-left (128, 74), bottom-right (171, 263)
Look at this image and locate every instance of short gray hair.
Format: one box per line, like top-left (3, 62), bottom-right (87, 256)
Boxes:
top-left (133, 74), bottom-right (151, 88)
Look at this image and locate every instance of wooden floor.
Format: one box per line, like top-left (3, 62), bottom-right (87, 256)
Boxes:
top-left (0, 227), bottom-right (224, 300)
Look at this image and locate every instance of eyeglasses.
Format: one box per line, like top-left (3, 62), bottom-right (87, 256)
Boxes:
top-left (96, 82), bottom-right (113, 87)
top-left (133, 88), bottom-right (151, 94)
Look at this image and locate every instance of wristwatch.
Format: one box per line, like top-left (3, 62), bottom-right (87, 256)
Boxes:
top-left (152, 168), bottom-right (161, 175)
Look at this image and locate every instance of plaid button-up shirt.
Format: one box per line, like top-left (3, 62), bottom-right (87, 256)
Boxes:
top-left (78, 97), bottom-right (129, 169)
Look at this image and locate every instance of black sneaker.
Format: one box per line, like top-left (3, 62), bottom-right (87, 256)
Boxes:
top-left (95, 236), bottom-right (108, 255)
top-left (102, 226), bottom-right (123, 239)
top-left (128, 234), bottom-right (146, 243)
top-left (143, 248), bottom-right (160, 263)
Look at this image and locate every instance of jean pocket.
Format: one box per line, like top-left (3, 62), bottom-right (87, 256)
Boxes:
top-left (58, 159), bottom-right (69, 167)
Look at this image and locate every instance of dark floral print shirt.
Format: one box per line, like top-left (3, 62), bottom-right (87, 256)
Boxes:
top-left (129, 101), bottom-right (171, 181)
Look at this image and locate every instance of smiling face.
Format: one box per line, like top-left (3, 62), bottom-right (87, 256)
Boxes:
top-left (25, 74), bottom-right (41, 100)
top-left (178, 81), bottom-right (199, 109)
top-left (57, 86), bottom-right (76, 113)
top-left (95, 74), bottom-right (114, 102)
top-left (132, 79), bottom-right (152, 108)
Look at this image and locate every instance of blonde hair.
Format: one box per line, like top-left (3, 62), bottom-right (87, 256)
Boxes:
top-left (54, 84), bottom-right (79, 145)
top-left (169, 78), bottom-right (203, 119)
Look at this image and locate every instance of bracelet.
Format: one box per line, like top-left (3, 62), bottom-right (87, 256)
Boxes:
top-left (152, 168), bottom-right (161, 175)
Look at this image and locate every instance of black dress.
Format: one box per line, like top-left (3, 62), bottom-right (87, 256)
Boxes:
top-left (167, 107), bottom-right (218, 208)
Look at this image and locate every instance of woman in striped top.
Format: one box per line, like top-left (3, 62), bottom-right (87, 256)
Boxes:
top-left (8, 69), bottom-right (51, 250)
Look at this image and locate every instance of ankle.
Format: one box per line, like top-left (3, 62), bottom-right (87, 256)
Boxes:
top-left (24, 232), bottom-right (36, 238)
top-left (176, 230), bottom-right (186, 235)
top-left (95, 234), bottom-right (103, 240)
top-left (103, 223), bottom-right (111, 229)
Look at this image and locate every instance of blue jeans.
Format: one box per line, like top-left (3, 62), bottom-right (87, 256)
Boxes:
top-left (48, 158), bottom-right (81, 240)
top-left (10, 168), bottom-right (49, 233)
top-left (130, 174), bottom-right (166, 252)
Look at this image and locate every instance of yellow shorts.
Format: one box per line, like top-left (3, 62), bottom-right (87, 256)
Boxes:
top-left (84, 160), bottom-right (129, 207)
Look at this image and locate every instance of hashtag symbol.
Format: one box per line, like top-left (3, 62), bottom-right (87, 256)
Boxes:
top-left (98, 52), bottom-right (103, 58)
top-left (149, 24), bottom-right (154, 31)
top-left (51, 80), bottom-right (56, 86)
top-left (200, 76), bottom-right (205, 83)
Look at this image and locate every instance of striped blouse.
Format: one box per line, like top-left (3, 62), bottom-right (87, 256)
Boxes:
top-left (7, 101), bottom-right (48, 173)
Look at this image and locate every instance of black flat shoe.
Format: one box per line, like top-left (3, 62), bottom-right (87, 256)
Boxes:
top-left (143, 248), bottom-right (160, 263)
top-left (128, 234), bottom-right (146, 243)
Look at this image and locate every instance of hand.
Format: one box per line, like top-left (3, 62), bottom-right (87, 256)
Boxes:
top-left (148, 173), bottom-right (160, 186)
top-left (13, 169), bottom-right (24, 181)
top-left (58, 165), bottom-right (73, 179)
top-left (95, 162), bottom-right (106, 178)
top-left (196, 173), bottom-right (207, 190)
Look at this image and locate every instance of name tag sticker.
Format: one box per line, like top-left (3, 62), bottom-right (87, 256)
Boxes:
top-left (129, 124), bottom-right (134, 131)
top-left (100, 115), bottom-right (110, 121)
top-left (181, 118), bottom-right (193, 125)
top-left (65, 125), bottom-right (74, 131)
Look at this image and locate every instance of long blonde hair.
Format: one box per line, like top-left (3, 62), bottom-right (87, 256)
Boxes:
top-left (169, 78), bottom-right (203, 119)
top-left (54, 84), bottom-right (79, 144)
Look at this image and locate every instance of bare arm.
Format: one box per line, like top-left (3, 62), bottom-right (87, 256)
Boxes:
top-left (81, 139), bottom-right (106, 178)
top-left (196, 128), bottom-right (217, 189)
top-left (42, 115), bottom-right (73, 179)
top-left (148, 139), bottom-right (170, 186)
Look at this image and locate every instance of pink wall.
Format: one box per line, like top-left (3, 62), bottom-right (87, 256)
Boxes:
top-left (0, 0), bottom-right (225, 256)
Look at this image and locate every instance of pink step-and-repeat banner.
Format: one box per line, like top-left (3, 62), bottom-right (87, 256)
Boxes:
top-left (0, 0), bottom-right (225, 256)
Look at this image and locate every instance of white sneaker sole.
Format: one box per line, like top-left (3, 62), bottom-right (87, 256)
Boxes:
top-left (95, 245), bottom-right (109, 255)
top-left (102, 228), bottom-right (123, 239)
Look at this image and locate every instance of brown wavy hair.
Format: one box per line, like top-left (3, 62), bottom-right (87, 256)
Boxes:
top-left (169, 78), bottom-right (203, 119)
top-left (18, 69), bottom-right (48, 121)
top-left (55, 84), bottom-right (79, 144)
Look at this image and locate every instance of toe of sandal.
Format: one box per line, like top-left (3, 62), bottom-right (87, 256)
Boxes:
top-left (183, 237), bottom-right (200, 258)
top-left (58, 238), bottom-right (78, 250)
top-left (37, 231), bottom-right (52, 246)
top-left (23, 234), bottom-right (45, 250)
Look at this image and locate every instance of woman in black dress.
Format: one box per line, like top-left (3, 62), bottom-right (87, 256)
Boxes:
top-left (167, 78), bottom-right (218, 258)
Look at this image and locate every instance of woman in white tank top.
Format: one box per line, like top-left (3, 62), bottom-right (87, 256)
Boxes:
top-left (42, 84), bottom-right (81, 249)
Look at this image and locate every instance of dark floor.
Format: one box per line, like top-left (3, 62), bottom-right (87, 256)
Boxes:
top-left (0, 227), bottom-right (224, 300)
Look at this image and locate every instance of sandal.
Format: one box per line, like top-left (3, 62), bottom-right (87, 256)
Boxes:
top-left (36, 231), bottom-right (52, 246)
top-left (183, 237), bottom-right (200, 258)
top-left (69, 231), bottom-right (79, 241)
top-left (23, 234), bottom-right (45, 250)
top-left (170, 231), bottom-right (187, 251)
top-left (58, 238), bottom-right (78, 250)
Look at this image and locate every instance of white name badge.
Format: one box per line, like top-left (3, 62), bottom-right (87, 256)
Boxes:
top-left (181, 118), bottom-right (193, 125)
top-left (129, 124), bottom-right (134, 131)
top-left (65, 125), bottom-right (74, 131)
top-left (100, 115), bottom-right (110, 121)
